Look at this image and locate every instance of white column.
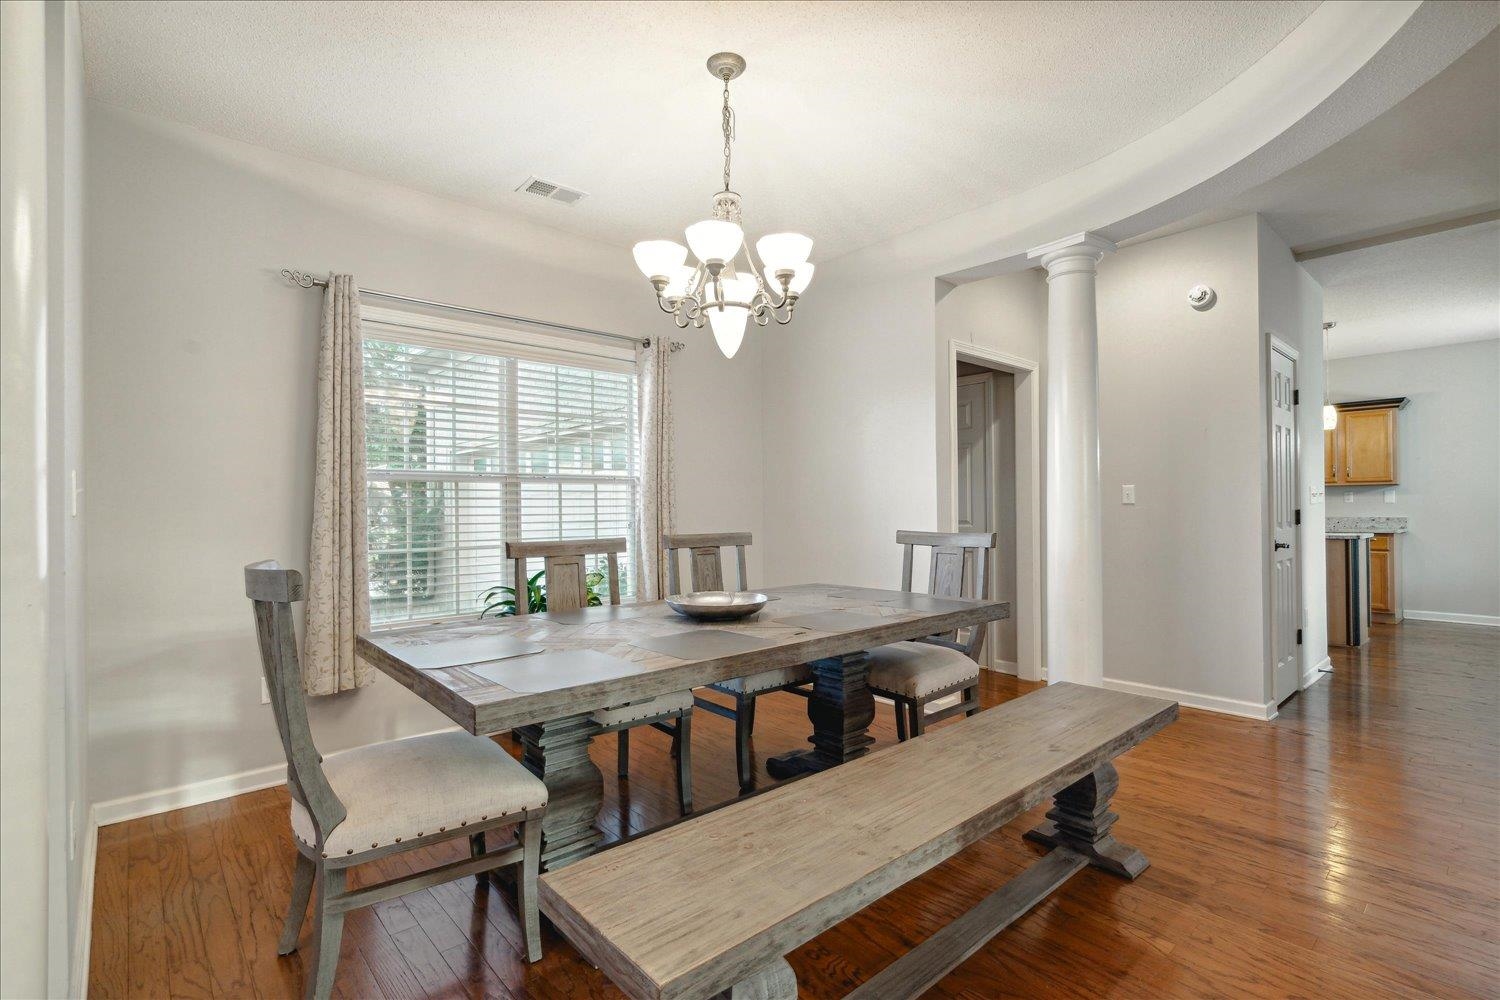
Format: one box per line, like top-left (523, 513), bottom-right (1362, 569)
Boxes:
top-left (1027, 232), bottom-right (1115, 687)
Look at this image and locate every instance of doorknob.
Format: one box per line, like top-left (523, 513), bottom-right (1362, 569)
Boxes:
top-left (1274, 542), bottom-right (1291, 550)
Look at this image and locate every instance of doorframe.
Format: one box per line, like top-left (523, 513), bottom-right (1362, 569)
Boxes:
top-left (944, 339), bottom-right (1043, 682)
top-left (1265, 333), bottom-right (1303, 708)
top-left (955, 372), bottom-right (998, 669)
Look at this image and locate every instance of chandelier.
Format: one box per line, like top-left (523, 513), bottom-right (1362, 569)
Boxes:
top-left (632, 52), bottom-right (814, 359)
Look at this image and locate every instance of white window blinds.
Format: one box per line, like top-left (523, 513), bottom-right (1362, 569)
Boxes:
top-left (362, 313), bottom-right (638, 625)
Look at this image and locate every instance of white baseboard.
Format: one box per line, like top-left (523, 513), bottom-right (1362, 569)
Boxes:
top-left (1404, 609), bottom-right (1500, 627)
top-left (1102, 677), bottom-right (1277, 721)
top-left (983, 660), bottom-right (1019, 676)
top-left (92, 724), bottom-right (459, 828)
top-left (72, 806), bottom-right (98, 1000)
top-left (1301, 655), bottom-right (1332, 692)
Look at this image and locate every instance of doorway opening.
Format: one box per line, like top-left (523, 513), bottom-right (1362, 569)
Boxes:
top-left (945, 342), bottom-right (1043, 681)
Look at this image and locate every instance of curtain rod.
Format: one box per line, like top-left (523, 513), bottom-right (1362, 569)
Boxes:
top-left (279, 269), bottom-right (684, 351)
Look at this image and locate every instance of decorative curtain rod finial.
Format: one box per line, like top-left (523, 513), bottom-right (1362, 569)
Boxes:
top-left (282, 268), bottom-right (320, 288)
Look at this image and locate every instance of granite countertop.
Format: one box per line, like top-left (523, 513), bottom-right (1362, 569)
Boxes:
top-left (1326, 516), bottom-right (1408, 534)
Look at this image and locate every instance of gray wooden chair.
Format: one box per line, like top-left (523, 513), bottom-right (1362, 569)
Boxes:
top-left (507, 538), bottom-right (695, 815)
top-left (245, 561), bottom-right (545, 1000)
top-left (867, 531), bottom-right (996, 740)
top-left (664, 532), bottom-right (814, 792)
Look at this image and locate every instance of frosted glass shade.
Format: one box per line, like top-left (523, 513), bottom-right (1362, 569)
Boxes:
top-left (663, 265), bottom-right (695, 299)
top-left (707, 306), bottom-right (749, 358)
top-left (756, 233), bottom-right (813, 275)
top-left (787, 262), bottom-right (815, 295)
top-left (1323, 404), bottom-right (1338, 431)
top-left (685, 219), bottom-right (744, 264)
top-left (633, 240), bottom-right (687, 280)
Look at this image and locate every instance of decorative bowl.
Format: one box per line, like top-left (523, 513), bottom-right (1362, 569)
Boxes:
top-left (665, 591), bottom-right (770, 622)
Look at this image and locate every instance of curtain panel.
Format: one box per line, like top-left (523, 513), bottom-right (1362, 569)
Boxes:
top-left (635, 338), bottom-right (676, 600)
top-left (305, 274), bottom-right (372, 695)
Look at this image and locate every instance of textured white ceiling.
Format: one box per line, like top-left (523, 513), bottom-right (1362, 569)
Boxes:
top-left (1141, 28), bottom-right (1500, 252)
top-left (1306, 221), bottom-right (1500, 360)
top-left (78, 0), bottom-right (1318, 260)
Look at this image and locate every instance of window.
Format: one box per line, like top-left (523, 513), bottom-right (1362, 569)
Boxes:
top-left (362, 310), bottom-right (638, 625)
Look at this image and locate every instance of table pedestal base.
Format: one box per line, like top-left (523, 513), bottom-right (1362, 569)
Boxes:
top-left (515, 713), bottom-right (602, 871)
top-left (767, 651), bottom-right (875, 779)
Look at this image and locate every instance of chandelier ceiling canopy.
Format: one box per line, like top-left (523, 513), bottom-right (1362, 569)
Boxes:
top-left (632, 52), bottom-right (813, 359)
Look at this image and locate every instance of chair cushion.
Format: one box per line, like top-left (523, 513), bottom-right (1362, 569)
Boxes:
top-left (866, 641), bottom-right (979, 699)
top-left (710, 663), bottom-right (815, 695)
top-left (590, 689), bottom-right (694, 727)
top-left (291, 731), bottom-right (546, 858)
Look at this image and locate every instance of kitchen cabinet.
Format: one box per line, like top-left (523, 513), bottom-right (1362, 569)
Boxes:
top-left (1325, 397), bottom-right (1407, 486)
top-left (1368, 532), bottom-right (1403, 622)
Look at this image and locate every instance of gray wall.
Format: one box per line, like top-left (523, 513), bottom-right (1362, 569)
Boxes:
top-left (1095, 215), bottom-right (1327, 715)
top-left (1328, 339), bottom-right (1500, 619)
top-left (84, 104), bottom-right (766, 806)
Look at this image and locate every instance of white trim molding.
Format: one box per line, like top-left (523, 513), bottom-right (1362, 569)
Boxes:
top-left (92, 725), bottom-right (460, 828)
top-left (72, 807), bottom-right (99, 1000)
top-left (1102, 677), bottom-right (1278, 722)
top-left (985, 660), bottom-right (1020, 676)
top-left (1302, 655), bottom-right (1332, 692)
top-left (1404, 610), bottom-right (1500, 628)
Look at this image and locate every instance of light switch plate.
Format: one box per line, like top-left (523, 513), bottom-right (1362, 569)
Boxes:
top-left (1121, 484), bottom-right (1136, 505)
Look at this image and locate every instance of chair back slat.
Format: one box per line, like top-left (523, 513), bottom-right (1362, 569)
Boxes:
top-left (662, 532), bottom-right (752, 594)
top-left (893, 531), bottom-right (997, 660)
top-left (244, 561), bottom-right (346, 845)
top-left (506, 538), bottom-right (627, 616)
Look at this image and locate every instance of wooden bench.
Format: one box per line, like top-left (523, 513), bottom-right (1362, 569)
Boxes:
top-left (539, 682), bottom-right (1178, 999)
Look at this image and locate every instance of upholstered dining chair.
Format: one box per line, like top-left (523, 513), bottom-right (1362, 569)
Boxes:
top-left (506, 537), bottom-right (695, 814)
top-left (867, 531), bottom-right (996, 740)
top-left (663, 531), bottom-right (814, 791)
top-left (245, 561), bottom-right (546, 1000)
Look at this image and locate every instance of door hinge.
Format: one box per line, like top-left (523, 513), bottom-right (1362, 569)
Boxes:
top-left (1296, 628), bottom-right (1303, 645)
top-left (1293, 389), bottom-right (1300, 405)
top-left (1295, 508), bottom-right (1301, 525)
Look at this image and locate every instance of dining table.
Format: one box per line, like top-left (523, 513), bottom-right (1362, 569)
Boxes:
top-left (356, 582), bottom-right (1011, 870)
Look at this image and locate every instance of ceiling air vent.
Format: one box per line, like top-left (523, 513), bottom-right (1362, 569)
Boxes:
top-left (517, 176), bottom-right (587, 206)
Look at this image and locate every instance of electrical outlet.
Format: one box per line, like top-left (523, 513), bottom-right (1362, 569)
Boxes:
top-left (1121, 484), bottom-right (1136, 505)
top-left (1384, 489), bottom-right (1397, 504)
top-left (1344, 492), bottom-right (1354, 503)
top-left (261, 677), bottom-right (271, 705)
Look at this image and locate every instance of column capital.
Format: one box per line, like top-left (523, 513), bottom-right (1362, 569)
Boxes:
top-left (1027, 232), bottom-right (1117, 276)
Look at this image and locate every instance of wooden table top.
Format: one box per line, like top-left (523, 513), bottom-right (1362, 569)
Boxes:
top-left (537, 682), bottom-right (1178, 1000)
top-left (356, 583), bottom-right (1010, 734)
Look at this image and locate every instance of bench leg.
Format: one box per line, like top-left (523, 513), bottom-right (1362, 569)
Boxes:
top-left (1023, 761), bottom-right (1148, 880)
top-left (516, 713), bottom-right (604, 871)
top-left (717, 956), bottom-right (797, 1000)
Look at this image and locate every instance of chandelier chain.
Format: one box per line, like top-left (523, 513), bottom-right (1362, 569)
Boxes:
top-left (721, 75), bottom-right (735, 192)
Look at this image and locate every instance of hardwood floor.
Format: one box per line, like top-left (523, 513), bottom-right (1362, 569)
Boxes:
top-left (89, 621), bottom-right (1499, 998)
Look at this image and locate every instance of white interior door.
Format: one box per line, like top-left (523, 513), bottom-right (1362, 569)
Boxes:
top-left (1270, 345), bottom-right (1300, 704)
top-left (956, 376), bottom-right (992, 535)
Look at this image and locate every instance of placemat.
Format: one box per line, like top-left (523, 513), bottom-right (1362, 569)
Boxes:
top-left (542, 605), bottom-right (650, 625)
top-left (370, 634), bottom-right (544, 671)
top-left (630, 630), bottom-right (777, 660)
top-left (774, 610), bottom-right (890, 631)
top-left (470, 650), bottom-right (647, 692)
